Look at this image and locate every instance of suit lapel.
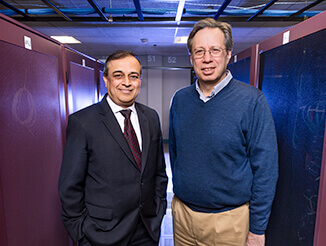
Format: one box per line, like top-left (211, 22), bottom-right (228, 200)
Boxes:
top-left (98, 96), bottom-right (139, 170)
top-left (136, 103), bottom-right (150, 174)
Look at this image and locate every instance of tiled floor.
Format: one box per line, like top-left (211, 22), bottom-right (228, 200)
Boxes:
top-left (159, 144), bottom-right (174, 246)
top-left (159, 208), bottom-right (174, 246)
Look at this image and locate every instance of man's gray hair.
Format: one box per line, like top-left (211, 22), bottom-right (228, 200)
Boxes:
top-left (187, 18), bottom-right (233, 54)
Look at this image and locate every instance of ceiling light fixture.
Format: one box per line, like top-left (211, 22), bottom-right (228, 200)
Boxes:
top-left (50, 36), bottom-right (81, 44)
top-left (175, 0), bottom-right (185, 25)
top-left (174, 36), bottom-right (188, 44)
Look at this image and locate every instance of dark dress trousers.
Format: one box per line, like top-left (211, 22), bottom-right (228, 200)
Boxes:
top-left (58, 95), bottom-right (168, 246)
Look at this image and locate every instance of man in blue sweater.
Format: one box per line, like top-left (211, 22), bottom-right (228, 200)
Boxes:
top-left (169, 18), bottom-right (278, 246)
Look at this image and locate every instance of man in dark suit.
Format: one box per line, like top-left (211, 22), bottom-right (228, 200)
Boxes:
top-left (58, 50), bottom-right (168, 246)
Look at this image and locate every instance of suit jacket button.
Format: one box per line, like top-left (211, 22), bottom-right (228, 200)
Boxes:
top-left (140, 204), bottom-right (143, 209)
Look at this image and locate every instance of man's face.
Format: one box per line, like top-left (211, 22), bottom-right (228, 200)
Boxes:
top-left (190, 27), bottom-right (231, 86)
top-left (103, 56), bottom-right (141, 108)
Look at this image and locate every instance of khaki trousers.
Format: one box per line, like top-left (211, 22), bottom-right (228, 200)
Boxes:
top-left (172, 196), bottom-right (249, 246)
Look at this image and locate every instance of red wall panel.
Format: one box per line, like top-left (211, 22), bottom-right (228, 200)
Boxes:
top-left (68, 62), bottom-right (96, 113)
top-left (64, 48), bottom-right (98, 115)
top-left (0, 13), bottom-right (67, 145)
top-left (0, 13), bottom-right (106, 246)
top-left (0, 40), bottom-right (67, 245)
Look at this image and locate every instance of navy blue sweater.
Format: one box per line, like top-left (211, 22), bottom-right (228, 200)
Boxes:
top-left (169, 79), bottom-right (278, 234)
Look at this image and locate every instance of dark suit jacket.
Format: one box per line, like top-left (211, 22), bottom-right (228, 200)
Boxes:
top-left (58, 95), bottom-right (168, 246)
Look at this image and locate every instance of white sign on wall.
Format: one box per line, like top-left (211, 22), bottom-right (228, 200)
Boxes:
top-left (24, 36), bottom-right (32, 50)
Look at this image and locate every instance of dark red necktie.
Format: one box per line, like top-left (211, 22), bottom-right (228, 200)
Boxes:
top-left (120, 109), bottom-right (142, 170)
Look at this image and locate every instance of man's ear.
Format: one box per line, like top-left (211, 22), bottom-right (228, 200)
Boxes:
top-left (103, 75), bottom-right (108, 88)
top-left (226, 50), bottom-right (232, 63)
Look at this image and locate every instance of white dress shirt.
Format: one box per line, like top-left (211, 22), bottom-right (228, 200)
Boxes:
top-left (106, 95), bottom-right (142, 151)
top-left (196, 70), bottom-right (233, 102)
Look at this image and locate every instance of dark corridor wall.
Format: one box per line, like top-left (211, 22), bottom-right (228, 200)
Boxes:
top-left (261, 29), bottom-right (326, 246)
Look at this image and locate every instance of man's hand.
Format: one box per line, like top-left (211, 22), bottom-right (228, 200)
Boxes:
top-left (246, 231), bottom-right (265, 246)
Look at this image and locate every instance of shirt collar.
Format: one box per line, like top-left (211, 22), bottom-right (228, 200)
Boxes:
top-left (106, 94), bottom-right (136, 114)
top-left (196, 70), bottom-right (233, 102)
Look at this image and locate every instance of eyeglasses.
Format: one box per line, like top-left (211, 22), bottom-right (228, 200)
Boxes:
top-left (192, 47), bottom-right (227, 59)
